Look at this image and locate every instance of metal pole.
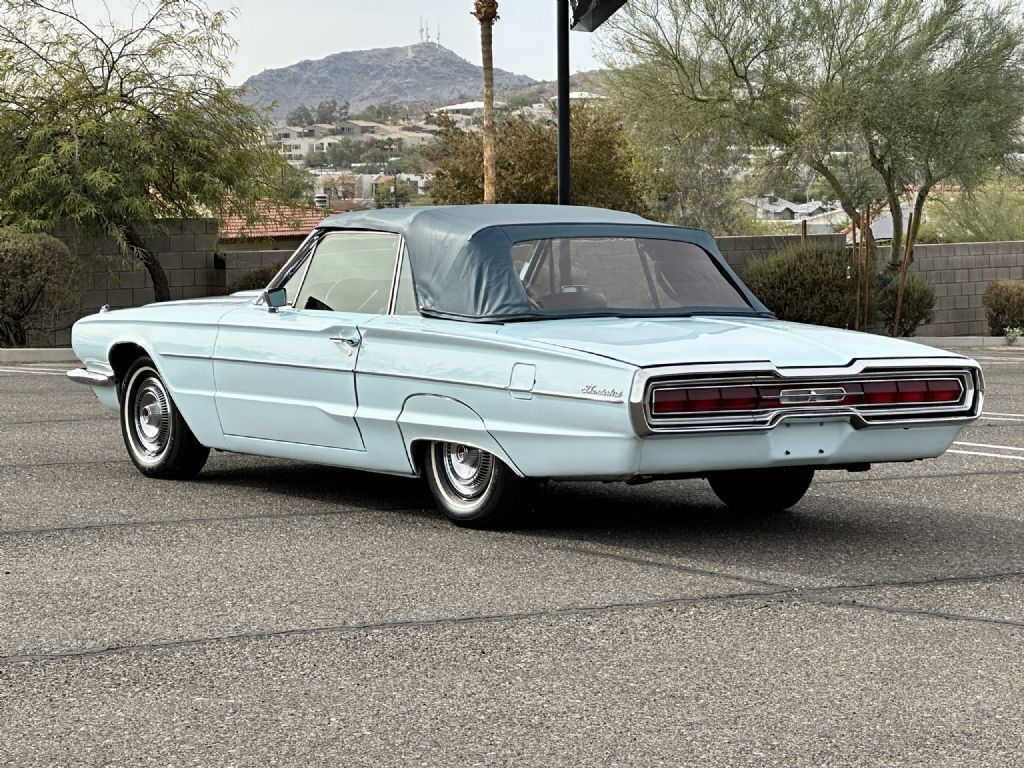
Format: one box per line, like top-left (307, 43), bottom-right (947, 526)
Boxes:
top-left (557, 0), bottom-right (571, 205)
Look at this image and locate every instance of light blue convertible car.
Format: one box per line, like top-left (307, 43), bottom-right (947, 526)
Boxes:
top-left (69, 205), bottom-right (983, 526)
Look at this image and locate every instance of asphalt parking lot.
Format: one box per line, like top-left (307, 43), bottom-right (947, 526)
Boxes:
top-left (2, 349), bottom-right (1024, 767)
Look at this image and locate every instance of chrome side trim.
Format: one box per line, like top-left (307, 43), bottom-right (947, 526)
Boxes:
top-left (358, 368), bottom-right (507, 391)
top-left (67, 367), bottom-right (115, 387)
top-left (213, 355), bottom-right (353, 373)
top-left (532, 388), bottom-right (625, 403)
top-left (162, 352), bottom-right (211, 361)
top-left (357, 370), bottom-right (624, 402)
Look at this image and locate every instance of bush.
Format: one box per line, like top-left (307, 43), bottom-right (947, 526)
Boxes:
top-left (875, 274), bottom-right (935, 337)
top-left (743, 242), bottom-right (856, 328)
top-left (983, 280), bottom-right (1024, 335)
top-left (228, 262), bottom-right (284, 292)
top-left (0, 229), bottom-right (79, 347)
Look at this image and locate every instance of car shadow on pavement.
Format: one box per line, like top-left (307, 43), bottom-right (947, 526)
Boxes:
top-left (197, 458), bottom-right (1024, 587)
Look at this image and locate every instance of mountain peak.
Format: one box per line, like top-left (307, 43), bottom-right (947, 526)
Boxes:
top-left (243, 43), bottom-right (536, 117)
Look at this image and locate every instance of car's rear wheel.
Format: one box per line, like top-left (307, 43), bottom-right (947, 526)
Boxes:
top-left (707, 467), bottom-right (814, 513)
top-left (424, 441), bottom-right (520, 527)
top-left (119, 357), bottom-right (209, 479)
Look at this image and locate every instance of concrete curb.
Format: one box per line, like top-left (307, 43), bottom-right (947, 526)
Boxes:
top-left (0, 348), bottom-right (80, 365)
top-left (912, 337), bottom-right (1021, 349)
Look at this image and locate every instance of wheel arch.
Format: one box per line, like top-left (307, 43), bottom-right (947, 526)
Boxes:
top-left (108, 341), bottom-right (152, 386)
top-left (397, 394), bottom-right (525, 478)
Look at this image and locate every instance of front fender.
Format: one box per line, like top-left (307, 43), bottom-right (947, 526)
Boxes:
top-left (396, 394), bottom-right (524, 477)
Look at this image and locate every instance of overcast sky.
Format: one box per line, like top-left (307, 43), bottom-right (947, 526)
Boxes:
top-left (228, 1), bottom-right (604, 82)
top-left (76, 1), bottom-right (606, 83)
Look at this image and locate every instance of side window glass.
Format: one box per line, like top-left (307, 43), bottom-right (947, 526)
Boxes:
top-left (294, 231), bottom-right (400, 313)
top-left (393, 248), bottom-right (419, 316)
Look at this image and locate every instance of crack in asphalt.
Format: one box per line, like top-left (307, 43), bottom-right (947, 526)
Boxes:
top-left (3, 553), bottom-right (1023, 666)
top-left (814, 468), bottom-right (1024, 484)
top-left (0, 506), bottom-right (422, 536)
top-left (2, 417), bottom-right (117, 425)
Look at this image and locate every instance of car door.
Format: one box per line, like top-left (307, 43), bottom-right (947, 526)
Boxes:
top-left (212, 230), bottom-right (401, 451)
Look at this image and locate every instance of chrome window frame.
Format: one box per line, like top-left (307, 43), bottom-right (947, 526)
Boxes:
top-left (286, 229), bottom-right (404, 314)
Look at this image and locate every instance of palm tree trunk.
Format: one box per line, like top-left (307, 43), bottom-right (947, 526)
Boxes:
top-left (473, 1), bottom-right (499, 204)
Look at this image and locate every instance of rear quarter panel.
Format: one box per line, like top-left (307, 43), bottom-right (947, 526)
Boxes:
top-left (357, 317), bottom-right (643, 477)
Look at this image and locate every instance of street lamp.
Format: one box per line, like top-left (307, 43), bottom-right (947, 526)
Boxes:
top-left (558, 0), bottom-right (628, 205)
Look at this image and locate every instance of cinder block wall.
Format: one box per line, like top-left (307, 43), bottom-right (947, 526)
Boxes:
top-left (717, 234), bottom-right (846, 274)
top-left (721, 236), bottom-right (1024, 337)
top-left (907, 242), bottom-right (1024, 337)
top-left (220, 250), bottom-right (292, 292)
top-left (43, 219), bottom-right (219, 345)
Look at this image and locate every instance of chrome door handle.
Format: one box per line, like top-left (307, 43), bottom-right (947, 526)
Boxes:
top-left (329, 335), bottom-right (361, 356)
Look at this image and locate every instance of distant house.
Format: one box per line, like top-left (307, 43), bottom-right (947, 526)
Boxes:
top-left (743, 195), bottom-right (831, 221)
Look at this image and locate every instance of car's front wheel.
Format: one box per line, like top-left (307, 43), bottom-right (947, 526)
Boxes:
top-left (119, 357), bottom-right (209, 479)
top-left (424, 442), bottom-right (521, 527)
top-left (707, 467), bottom-right (814, 513)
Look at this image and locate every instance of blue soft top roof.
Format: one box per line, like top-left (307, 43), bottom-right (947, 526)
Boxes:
top-left (316, 204), bottom-right (767, 321)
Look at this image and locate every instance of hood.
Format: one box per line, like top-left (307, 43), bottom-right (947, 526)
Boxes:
top-left (499, 316), bottom-right (965, 369)
top-left (75, 292), bottom-right (257, 327)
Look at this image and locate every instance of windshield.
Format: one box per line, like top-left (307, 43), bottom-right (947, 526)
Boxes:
top-left (511, 237), bottom-right (752, 314)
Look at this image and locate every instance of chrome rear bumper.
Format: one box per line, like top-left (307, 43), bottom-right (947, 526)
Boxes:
top-left (67, 367), bottom-right (115, 387)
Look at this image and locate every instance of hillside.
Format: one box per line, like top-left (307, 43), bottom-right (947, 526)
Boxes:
top-left (243, 43), bottom-right (536, 117)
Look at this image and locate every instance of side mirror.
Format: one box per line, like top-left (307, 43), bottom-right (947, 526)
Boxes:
top-left (262, 286), bottom-right (287, 313)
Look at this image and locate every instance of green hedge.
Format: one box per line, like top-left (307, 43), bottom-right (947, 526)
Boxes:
top-left (875, 274), bottom-right (935, 337)
top-left (0, 228), bottom-right (79, 347)
top-left (982, 280), bottom-right (1024, 335)
top-left (744, 242), bottom-right (936, 336)
top-left (228, 262), bottom-right (284, 293)
top-left (744, 242), bottom-right (857, 328)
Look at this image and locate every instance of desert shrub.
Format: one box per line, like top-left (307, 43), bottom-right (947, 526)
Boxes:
top-left (743, 242), bottom-right (856, 328)
top-left (0, 228), bottom-right (79, 347)
top-left (228, 262), bottom-right (284, 292)
top-left (983, 279), bottom-right (1024, 335)
top-left (875, 274), bottom-right (936, 337)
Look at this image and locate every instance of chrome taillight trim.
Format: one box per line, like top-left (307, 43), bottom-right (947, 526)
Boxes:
top-left (629, 357), bottom-right (984, 436)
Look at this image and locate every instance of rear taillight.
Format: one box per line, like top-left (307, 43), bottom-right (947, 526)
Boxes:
top-left (650, 378), bottom-right (963, 417)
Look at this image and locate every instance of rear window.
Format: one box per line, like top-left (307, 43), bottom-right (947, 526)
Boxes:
top-left (511, 237), bottom-right (750, 313)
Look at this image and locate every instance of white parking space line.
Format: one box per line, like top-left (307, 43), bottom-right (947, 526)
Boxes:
top-left (948, 449), bottom-right (1024, 462)
top-left (974, 356), bottom-right (1024, 363)
top-left (0, 367), bottom-right (69, 376)
top-left (954, 441), bottom-right (1024, 452)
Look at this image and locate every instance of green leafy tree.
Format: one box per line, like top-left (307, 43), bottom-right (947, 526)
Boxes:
top-left (374, 177), bottom-right (416, 208)
top-left (917, 177), bottom-right (1024, 243)
top-left (305, 150), bottom-right (329, 168)
top-left (427, 105), bottom-right (644, 211)
top-left (326, 138), bottom-right (366, 169)
top-left (606, 0), bottom-right (1024, 264)
top-left (286, 105), bottom-right (315, 127)
top-left (315, 100), bottom-right (339, 125)
top-left (0, 0), bottom-right (309, 301)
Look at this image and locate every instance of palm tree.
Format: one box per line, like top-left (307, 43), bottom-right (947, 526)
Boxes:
top-left (471, 0), bottom-right (499, 204)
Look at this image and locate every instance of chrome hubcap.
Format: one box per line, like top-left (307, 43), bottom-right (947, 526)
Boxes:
top-left (132, 377), bottom-right (171, 456)
top-left (441, 443), bottom-right (494, 500)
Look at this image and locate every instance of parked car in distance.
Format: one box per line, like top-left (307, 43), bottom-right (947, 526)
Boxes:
top-left (69, 205), bottom-right (983, 526)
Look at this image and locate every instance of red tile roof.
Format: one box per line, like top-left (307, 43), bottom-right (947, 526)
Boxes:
top-left (219, 202), bottom-right (372, 241)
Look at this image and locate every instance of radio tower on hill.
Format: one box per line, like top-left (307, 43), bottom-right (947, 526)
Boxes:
top-left (419, 18), bottom-right (441, 47)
